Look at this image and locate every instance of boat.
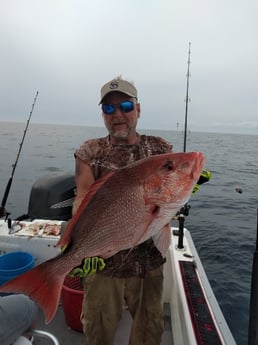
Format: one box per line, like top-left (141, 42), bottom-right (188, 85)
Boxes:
top-left (0, 172), bottom-right (237, 345)
top-left (0, 43), bottom-right (244, 344)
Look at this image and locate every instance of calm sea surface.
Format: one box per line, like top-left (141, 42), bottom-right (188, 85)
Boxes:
top-left (1, 121), bottom-right (258, 344)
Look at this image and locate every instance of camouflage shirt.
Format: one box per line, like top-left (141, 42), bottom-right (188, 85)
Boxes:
top-left (75, 133), bottom-right (173, 278)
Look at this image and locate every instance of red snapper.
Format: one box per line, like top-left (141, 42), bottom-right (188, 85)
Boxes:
top-left (0, 152), bottom-right (205, 323)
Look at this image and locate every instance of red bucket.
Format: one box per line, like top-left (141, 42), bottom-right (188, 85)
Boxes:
top-left (61, 276), bottom-right (84, 332)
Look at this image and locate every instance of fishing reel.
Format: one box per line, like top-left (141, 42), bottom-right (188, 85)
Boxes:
top-left (173, 169), bottom-right (212, 249)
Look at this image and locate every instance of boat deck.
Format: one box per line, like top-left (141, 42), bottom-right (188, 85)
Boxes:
top-left (0, 220), bottom-right (237, 345)
top-left (36, 302), bottom-right (173, 345)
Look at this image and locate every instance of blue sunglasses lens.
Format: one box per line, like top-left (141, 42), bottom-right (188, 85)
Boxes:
top-left (102, 101), bottom-right (134, 115)
top-left (102, 104), bottom-right (115, 114)
top-left (120, 101), bottom-right (134, 113)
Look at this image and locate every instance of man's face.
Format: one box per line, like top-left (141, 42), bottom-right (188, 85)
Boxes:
top-left (101, 91), bottom-right (141, 143)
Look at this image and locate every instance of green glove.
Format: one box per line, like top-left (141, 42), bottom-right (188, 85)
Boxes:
top-left (69, 257), bottom-right (106, 278)
top-left (197, 169), bottom-right (212, 185)
top-left (192, 169), bottom-right (212, 195)
top-left (192, 184), bottom-right (200, 195)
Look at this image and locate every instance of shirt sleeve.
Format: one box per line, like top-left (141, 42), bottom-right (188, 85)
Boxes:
top-left (74, 141), bottom-right (91, 163)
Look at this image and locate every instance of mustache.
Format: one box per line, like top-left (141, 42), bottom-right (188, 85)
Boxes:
top-left (111, 121), bottom-right (127, 125)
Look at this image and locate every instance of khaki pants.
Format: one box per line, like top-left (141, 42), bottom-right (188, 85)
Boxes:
top-left (80, 266), bottom-right (164, 345)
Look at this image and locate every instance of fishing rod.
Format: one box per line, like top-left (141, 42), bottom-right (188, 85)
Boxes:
top-left (0, 91), bottom-right (39, 218)
top-left (177, 42), bottom-right (192, 249)
top-left (248, 208), bottom-right (258, 345)
top-left (177, 43), bottom-right (211, 249)
top-left (183, 42), bottom-right (191, 153)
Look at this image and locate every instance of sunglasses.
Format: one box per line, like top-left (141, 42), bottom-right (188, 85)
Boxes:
top-left (101, 101), bottom-right (135, 115)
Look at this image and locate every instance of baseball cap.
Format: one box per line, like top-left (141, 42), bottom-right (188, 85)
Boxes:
top-left (99, 77), bottom-right (137, 104)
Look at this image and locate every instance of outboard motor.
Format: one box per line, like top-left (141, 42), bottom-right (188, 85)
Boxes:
top-left (27, 173), bottom-right (75, 221)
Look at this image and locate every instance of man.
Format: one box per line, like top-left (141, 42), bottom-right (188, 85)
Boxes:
top-left (73, 76), bottom-right (172, 345)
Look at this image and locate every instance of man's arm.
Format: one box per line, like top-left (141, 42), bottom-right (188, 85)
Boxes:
top-left (72, 157), bottom-right (95, 216)
top-left (68, 158), bottom-right (106, 276)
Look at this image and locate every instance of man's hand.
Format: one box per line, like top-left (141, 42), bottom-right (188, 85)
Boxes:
top-left (192, 169), bottom-right (211, 195)
top-left (69, 257), bottom-right (106, 278)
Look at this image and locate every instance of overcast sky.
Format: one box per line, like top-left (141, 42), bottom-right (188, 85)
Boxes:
top-left (1, 0), bottom-right (257, 134)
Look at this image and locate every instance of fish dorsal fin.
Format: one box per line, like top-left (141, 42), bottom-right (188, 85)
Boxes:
top-left (56, 170), bottom-right (115, 248)
top-left (77, 170), bottom-right (115, 211)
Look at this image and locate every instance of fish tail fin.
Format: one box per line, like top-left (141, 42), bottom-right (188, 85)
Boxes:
top-left (0, 259), bottom-right (67, 323)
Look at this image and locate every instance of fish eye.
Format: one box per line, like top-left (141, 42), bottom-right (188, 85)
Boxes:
top-left (165, 161), bottom-right (174, 171)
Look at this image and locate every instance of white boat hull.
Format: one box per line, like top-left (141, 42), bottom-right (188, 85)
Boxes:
top-left (0, 219), bottom-right (236, 344)
top-left (164, 227), bottom-right (237, 345)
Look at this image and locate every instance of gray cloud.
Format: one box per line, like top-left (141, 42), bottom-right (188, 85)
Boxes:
top-left (0, 0), bottom-right (257, 134)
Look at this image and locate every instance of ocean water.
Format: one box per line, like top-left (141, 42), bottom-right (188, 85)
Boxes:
top-left (0, 121), bottom-right (257, 344)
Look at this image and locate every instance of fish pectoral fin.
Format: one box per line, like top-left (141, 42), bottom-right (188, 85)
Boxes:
top-left (153, 223), bottom-right (171, 257)
top-left (130, 205), bottom-right (161, 248)
top-left (122, 212), bottom-right (159, 262)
